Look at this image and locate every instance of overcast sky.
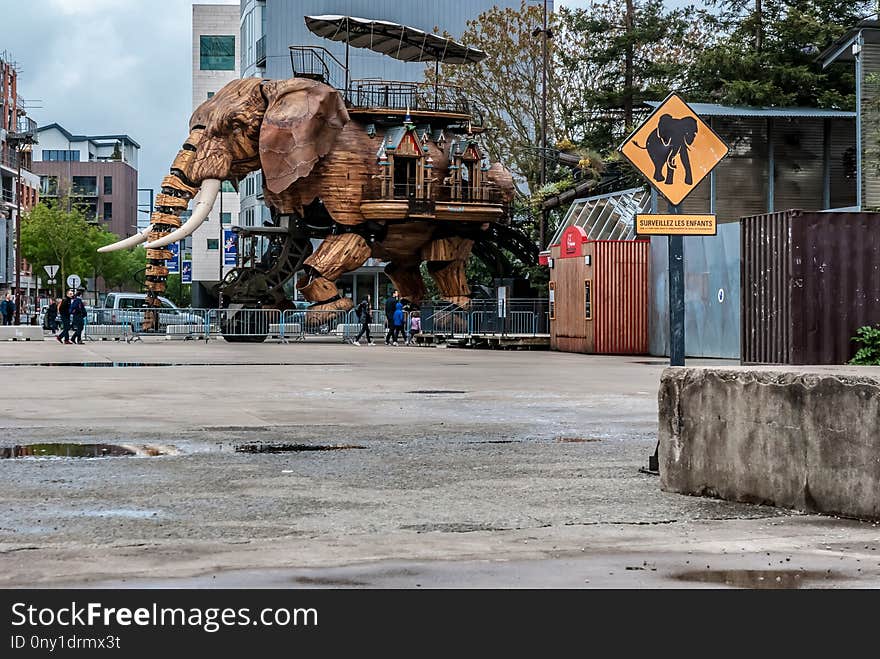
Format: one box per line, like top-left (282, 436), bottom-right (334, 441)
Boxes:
top-left (3, 0), bottom-right (690, 198)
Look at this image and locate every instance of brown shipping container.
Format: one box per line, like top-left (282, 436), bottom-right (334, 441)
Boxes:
top-left (741, 209), bottom-right (880, 364)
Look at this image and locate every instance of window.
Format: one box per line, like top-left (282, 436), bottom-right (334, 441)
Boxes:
top-left (549, 281), bottom-right (556, 321)
top-left (221, 212), bottom-right (232, 225)
top-left (71, 176), bottom-right (97, 196)
top-left (207, 238), bottom-right (219, 250)
top-left (40, 176), bottom-right (58, 196)
top-left (103, 202), bottom-right (112, 221)
top-left (42, 149), bottom-right (79, 162)
top-left (200, 35), bottom-right (235, 70)
top-left (221, 180), bottom-right (236, 193)
top-left (103, 176), bottom-right (112, 195)
top-left (584, 279), bottom-right (592, 320)
top-left (207, 91), bottom-right (215, 99)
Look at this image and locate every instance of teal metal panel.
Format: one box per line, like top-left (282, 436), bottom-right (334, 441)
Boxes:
top-left (649, 222), bottom-right (741, 359)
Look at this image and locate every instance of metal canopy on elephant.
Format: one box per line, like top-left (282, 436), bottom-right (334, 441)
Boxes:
top-left (304, 15), bottom-right (487, 64)
top-left (304, 15), bottom-right (486, 104)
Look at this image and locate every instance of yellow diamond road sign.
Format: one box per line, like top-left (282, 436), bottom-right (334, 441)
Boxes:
top-left (619, 93), bottom-right (729, 206)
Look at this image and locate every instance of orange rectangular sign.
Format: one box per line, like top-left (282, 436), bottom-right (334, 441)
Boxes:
top-left (635, 214), bottom-right (717, 236)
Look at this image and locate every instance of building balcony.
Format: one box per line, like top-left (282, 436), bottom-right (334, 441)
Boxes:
top-left (359, 180), bottom-right (506, 223)
top-left (256, 35), bottom-right (266, 68)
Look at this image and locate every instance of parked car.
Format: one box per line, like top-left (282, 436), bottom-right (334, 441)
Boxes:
top-left (96, 292), bottom-right (203, 330)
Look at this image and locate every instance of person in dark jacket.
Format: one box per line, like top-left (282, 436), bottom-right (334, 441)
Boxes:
top-left (391, 301), bottom-right (405, 345)
top-left (56, 289), bottom-right (74, 344)
top-left (69, 290), bottom-right (87, 345)
top-left (1, 293), bottom-right (15, 325)
top-left (384, 290), bottom-right (399, 344)
top-left (351, 295), bottom-right (374, 345)
top-left (44, 298), bottom-right (59, 332)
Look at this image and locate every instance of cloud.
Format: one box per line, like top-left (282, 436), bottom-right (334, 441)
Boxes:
top-left (7, 0), bottom-right (237, 207)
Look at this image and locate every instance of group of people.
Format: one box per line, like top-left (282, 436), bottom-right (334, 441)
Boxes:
top-left (349, 290), bottom-right (422, 346)
top-left (0, 293), bottom-right (16, 325)
top-left (43, 289), bottom-right (87, 345)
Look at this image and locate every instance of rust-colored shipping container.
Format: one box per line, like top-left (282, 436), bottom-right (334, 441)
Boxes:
top-left (741, 209), bottom-right (880, 364)
top-left (548, 227), bottom-right (649, 354)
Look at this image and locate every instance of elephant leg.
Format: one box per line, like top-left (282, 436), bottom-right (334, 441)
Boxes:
top-left (680, 147), bottom-right (693, 185)
top-left (297, 233), bottom-right (371, 312)
top-left (665, 149), bottom-right (680, 186)
top-left (428, 260), bottom-right (470, 308)
top-left (385, 261), bottom-right (426, 304)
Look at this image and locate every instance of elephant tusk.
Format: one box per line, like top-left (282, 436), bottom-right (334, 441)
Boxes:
top-left (97, 224), bottom-right (153, 253)
top-left (144, 179), bottom-right (221, 249)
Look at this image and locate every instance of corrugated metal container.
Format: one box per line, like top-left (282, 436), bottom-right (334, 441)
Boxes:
top-left (741, 210), bottom-right (880, 364)
top-left (594, 241), bottom-right (649, 354)
top-left (548, 229), bottom-right (649, 355)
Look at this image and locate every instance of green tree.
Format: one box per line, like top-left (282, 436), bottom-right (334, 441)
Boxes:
top-left (84, 228), bottom-right (145, 293)
top-left (689, 0), bottom-right (874, 108)
top-left (426, 1), bottom-right (555, 193)
top-left (554, 1), bottom-right (708, 154)
top-left (20, 198), bottom-right (92, 296)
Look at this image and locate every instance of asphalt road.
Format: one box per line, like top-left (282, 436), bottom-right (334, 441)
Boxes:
top-left (0, 340), bottom-right (877, 588)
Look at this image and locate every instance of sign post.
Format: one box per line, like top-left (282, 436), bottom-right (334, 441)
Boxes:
top-left (619, 91), bottom-right (729, 368)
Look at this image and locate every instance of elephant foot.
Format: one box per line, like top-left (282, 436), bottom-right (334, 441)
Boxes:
top-left (309, 297), bottom-right (353, 313)
top-left (303, 297), bottom-right (354, 328)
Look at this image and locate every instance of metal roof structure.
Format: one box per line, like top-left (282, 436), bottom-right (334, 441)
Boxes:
top-left (304, 15), bottom-right (487, 64)
top-left (549, 187), bottom-right (651, 245)
top-left (819, 19), bottom-right (880, 67)
top-left (643, 101), bottom-right (855, 119)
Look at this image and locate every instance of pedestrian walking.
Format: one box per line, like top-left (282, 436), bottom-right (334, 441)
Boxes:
top-left (1, 293), bottom-right (15, 325)
top-left (391, 301), bottom-right (405, 345)
top-left (406, 309), bottom-right (421, 346)
top-left (351, 295), bottom-right (375, 345)
top-left (56, 289), bottom-right (74, 344)
top-left (384, 290), bottom-right (399, 344)
top-left (44, 299), bottom-right (59, 333)
top-left (69, 290), bottom-right (87, 345)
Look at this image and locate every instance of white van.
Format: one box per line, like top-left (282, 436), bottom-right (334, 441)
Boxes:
top-left (97, 293), bottom-right (203, 329)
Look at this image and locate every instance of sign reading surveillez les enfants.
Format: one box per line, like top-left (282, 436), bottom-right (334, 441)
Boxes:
top-left (223, 230), bottom-right (237, 266)
top-left (635, 214), bottom-right (717, 236)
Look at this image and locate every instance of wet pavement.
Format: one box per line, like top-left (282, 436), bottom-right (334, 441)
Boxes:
top-left (0, 340), bottom-right (878, 588)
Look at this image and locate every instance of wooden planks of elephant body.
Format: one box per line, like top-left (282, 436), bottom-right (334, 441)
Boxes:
top-left (263, 121), bottom-right (376, 225)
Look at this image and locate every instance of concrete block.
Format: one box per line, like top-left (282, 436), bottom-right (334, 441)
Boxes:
top-left (0, 326), bottom-right (43, 341)
top-left (85, 324), bottom-right (126, 339)
top-left (335, 323), bottom-right (384, 337)
top-left (269, 322), bottom-right (302, 336)
top-left (659, 368), bottom-right (880, 520)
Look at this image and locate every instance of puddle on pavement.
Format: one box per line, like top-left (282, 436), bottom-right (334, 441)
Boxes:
top-left (234, 443), bottom-right (366, 454)
top-left (407, 390), bottom-right (467, 394)
top-left (0, 362), bottom-right (349, 368)
top-left (673, 569), bottom-right (841, 589)
top-left (0, 443), bottom-right (167, 459)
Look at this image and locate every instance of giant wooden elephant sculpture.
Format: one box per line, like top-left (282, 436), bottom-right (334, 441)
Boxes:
top-left (100, 77), bottom-right (526, 312)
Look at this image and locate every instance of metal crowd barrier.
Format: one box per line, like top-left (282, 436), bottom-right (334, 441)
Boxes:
top-left (77, 300), bottom-right (549, 343)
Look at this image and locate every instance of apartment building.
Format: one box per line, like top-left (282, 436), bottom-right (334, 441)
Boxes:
top-left (1, 52), bottom-right (40, 300)
top-left (190, 4), bottom-right (241, 307)
top-left (31, 124), bottom-right (139, 240)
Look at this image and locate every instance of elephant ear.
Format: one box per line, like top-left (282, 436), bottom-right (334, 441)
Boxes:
top-left (259, 78), bottom-right (349, 194)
